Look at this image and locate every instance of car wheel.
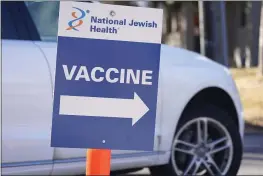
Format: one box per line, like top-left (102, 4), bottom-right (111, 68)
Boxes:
top-left (150, 105), bottom-right (243, 176)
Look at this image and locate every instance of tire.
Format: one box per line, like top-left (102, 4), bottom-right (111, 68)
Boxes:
top-left (150, 105), bottom-right (243, 176)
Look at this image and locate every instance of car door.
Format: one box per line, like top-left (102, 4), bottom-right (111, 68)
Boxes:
top-left (1, 2), bottom-right (54, 175)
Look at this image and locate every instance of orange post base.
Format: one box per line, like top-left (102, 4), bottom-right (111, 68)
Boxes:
top-left (86, 149), bottom-right (111, 176)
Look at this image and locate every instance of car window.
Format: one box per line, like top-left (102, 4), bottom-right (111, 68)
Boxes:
top-left (25, 1), bottom-right (60, 42)
top-left (1, 1), bottom-right (40, 41)
top-left (25, 1), bottom-right (94, 42)
top-left (1, 3), bottom-right (19, 40)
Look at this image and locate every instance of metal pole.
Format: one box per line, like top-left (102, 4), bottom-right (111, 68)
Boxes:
top-left (258, 2), bottom-right (263, 75)
top-left (219, 1), bottom-right (229, 67)
top-left (198, 1), bottom-right (205, 56)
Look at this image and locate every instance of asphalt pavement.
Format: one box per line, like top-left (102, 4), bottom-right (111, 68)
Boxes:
top-left (117, 133), bottom-right (263, 175)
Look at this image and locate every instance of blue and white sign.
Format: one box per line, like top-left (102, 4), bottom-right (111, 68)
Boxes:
top-left (51, 1), bottom-right (163, 151)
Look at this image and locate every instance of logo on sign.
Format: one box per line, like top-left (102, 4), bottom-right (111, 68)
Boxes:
top-left (66, 7), bottom-right (89, 31)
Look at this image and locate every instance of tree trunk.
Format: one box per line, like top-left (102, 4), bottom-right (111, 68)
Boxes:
top-left (179, 2), bottom-right (195, 51)
top-left (250, 2), bottom-right (261, 67)
top-left (161, 2), bottom-right (173, 44)
top-left (258, 3), bottom-right (263, 75)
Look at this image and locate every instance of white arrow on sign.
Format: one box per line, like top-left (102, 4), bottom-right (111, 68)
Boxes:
top-left (59, 92), bottom-right (149, 126)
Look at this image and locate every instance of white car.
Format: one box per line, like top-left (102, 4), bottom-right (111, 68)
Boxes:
top-left (2, 1), bottom-right (244, 176)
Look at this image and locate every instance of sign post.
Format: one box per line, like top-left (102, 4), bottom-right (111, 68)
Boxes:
top-left (86, 149), bottom-right (111, 175)
top-left (51, 1), bottom-right (163, 175)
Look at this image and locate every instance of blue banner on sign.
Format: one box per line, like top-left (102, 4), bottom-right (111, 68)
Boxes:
top-left (51, 37), bottom-right (161, 151)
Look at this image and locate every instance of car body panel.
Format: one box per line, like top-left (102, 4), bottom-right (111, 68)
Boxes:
top-left (3, 165), bottom-right (53, 175)
top-left (159, 45), bottom-right (244, 151)
top-left (2, 39), bottom-right (244, 175)
top-left (2, 40), bottom-right (54, 175)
